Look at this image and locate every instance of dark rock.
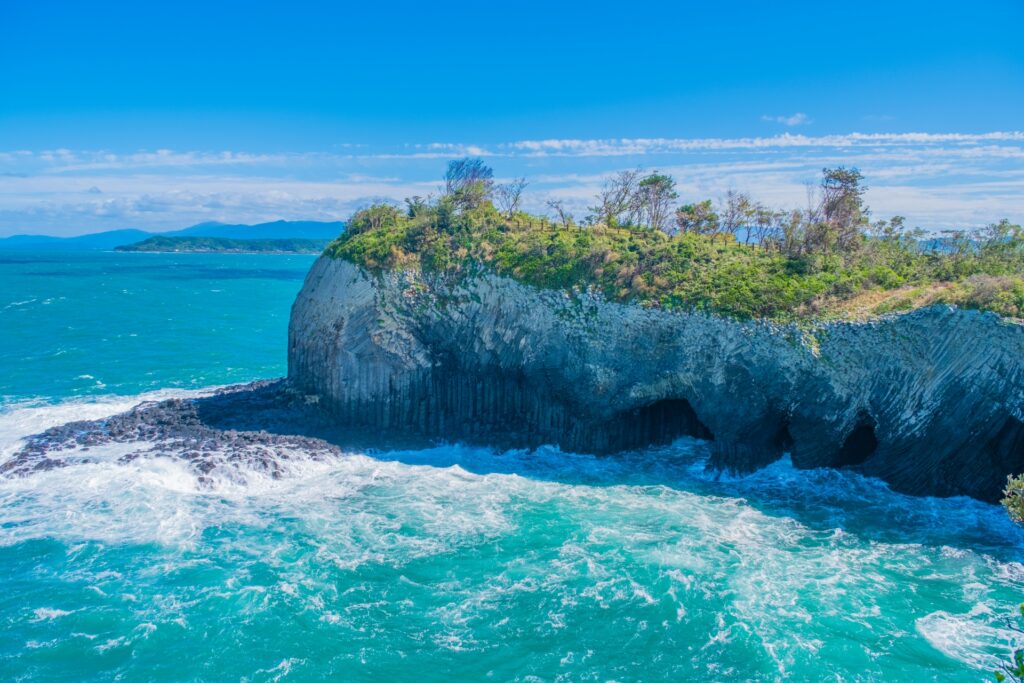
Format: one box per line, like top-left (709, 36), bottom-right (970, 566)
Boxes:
top-left (1, 381), bottom-right (431, 483)
top-left (288, 257), bottom-right (1024, 502)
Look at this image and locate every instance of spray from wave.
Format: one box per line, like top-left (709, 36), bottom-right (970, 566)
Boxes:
top-left (2, 387), bottom-right (1024, 680)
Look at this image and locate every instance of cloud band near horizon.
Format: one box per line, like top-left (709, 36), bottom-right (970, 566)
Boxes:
top-left (1, 132), bottom-right (1022, 236)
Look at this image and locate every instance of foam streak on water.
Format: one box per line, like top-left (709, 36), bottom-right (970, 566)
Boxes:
top-left (2, 392), bottom-right (1024, 681)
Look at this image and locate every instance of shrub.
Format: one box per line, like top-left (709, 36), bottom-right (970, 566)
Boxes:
top-left (325, 164), bottom-right (1024, 322)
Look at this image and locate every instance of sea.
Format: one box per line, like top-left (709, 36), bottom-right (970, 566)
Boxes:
top-left (1, 250), bottom-right (1024, 681)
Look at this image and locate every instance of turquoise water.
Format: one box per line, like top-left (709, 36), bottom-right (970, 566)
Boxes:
top-left (0, 251), bottom-right (315, 402)
top-left (2, 251), bottom-right (1024, 681)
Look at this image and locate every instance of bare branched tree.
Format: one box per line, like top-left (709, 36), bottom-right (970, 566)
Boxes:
top-left (720, 190), bottom-right (754, 240)
top-left (494, 177), bottom-right (528, 218)
top-left (546, 199), bottom-right (574, 230)
top-left (590, 169), bottom-right (643, 227)
top-left (748, 203), bottom-right (781, 245)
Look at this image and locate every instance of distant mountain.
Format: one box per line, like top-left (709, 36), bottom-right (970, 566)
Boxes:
top-left (0, 220), bottom-right (345, 250)
top-left (0, 229), bottom-right (156, 250)
top-left (166, 220), bottom-right (345, 240)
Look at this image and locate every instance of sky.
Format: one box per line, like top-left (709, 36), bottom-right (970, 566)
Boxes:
top-left (1, 0), bottom-right (1022, 236)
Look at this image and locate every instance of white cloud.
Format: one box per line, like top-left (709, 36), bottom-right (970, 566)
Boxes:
top-left (499, 132), bottom-right (1024, 157)
top-left (761, 112), bottom-right (813, 126)
top-left (1, 131), bottom-right (1022, 235)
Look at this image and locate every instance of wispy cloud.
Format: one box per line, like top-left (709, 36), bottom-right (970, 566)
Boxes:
top-left (1, 131), bottom-right (1022, 235)
top-left (498, 132), bottom-right (1024, 157)
top-left (8, 132), bottom-right (1024, 170)
top-left (761, 112), bottom-right (813, 126)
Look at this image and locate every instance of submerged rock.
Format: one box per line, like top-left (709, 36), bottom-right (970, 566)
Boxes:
top-left (2, 381), bottom-right (431, 483)
top-left (288, 257), bottom-right (1024, 502)
top-left (1, 382), bottom-right (341, 480)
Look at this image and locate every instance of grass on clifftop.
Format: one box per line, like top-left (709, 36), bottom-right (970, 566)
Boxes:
top-left (326, 160), bottom-right (1024, 321)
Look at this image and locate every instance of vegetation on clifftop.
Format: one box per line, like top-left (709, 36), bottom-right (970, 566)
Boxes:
top-left (118, 236), bottom-right (329, 254)
top-left (326, 159), bottom-right (1024, 321)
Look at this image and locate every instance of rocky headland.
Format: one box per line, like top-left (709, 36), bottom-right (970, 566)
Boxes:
top-left (288, 256), bottom-right (1024, 502)
top-left (9, 161), bottom-right (1024, 505)
top-left (7, 253), bottom-right (1022, 503)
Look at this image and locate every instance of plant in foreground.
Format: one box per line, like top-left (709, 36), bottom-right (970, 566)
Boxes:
top-left (994, 605), bottom-right (1024, 681)
top-left (997, 478), bottom-right (1024, 680)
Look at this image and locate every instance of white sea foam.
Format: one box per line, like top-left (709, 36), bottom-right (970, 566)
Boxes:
top-left (31, 607), bottom-right (75, 622)
top-left (2, 298), bottom-right (37, 309)
top-left (0, 386), bottom-right (222, 463)
top-left (2, 387), bottom-right (1024, 677)
top-left (917, 609), bottom-right (1024, 670)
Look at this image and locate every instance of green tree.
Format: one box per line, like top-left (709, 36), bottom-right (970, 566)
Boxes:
top-left (346, 203), bottom-right (403, 235)
top-left (998, 478), bottom-right (1024, 682)
top-left (405, 195), bottom-right (430, 218)
top-left (1003, 475), bottom-right (1024, 523)
top-left (819, 166), bottom-right (869, 255)
top-left (444, 158), bottom-right (494, 210)
top-left (675, 200), bottom-right (720, 236)
top-left (637, 173), bottom-right (679, 234)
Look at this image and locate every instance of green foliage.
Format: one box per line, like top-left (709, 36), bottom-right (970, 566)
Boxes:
top-left (675, 200), bottom-right (719, 236)
top-left (1002, 475), bottom-right (1024, 524)
top-left (346, 204), bottom-right (404, 235)
top-left (328, 198), bottom-right (1024, 320)
top-left (991, 602), bottom-right (1024, 681)
top-left (325, 163), bottom-right (1024, 321)
top-left (947, 276), bottom-right (1024, 318)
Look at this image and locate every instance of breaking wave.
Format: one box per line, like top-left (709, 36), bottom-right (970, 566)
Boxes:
top-left (2, 389), bottom-right (1024, 681)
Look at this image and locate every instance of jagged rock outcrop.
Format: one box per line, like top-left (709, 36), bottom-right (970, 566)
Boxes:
top-left (288, 256), bottom-right (1024, 501)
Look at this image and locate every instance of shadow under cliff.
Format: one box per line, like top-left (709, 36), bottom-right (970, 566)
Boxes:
top-left (196, 383), bottom-right (1024, 562)
top-left (6, 380), bottom-right (1024, 563)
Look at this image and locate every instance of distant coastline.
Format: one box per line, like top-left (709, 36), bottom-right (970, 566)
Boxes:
top-left (116, 236), bottom-right (329, 254)
top-left (0, 220), bottom-right (345, 251)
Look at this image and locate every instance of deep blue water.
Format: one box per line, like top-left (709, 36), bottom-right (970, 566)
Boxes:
top-left (1, 250), bottom-right (1023, 681)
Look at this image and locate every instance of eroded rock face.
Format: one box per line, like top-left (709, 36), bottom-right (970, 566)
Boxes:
top-left (288, 257), bottom-right (1024, 501)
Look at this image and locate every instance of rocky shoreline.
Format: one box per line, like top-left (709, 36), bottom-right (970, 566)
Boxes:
top-left (288, 256), bottom-right (1024, 502)
top-left (0, 381), bottom-right (431, 484)
top-left (7, 255), bottom-right (1023, 504)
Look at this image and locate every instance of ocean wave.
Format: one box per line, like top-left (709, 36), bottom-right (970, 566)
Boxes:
top-left (3, 386), bottom-right (1024, 679)
top-left (0, 386), bottom-right (223, 462)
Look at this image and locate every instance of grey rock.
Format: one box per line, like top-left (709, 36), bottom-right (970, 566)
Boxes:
top-left (289, 257), bottom-right (1024, 502)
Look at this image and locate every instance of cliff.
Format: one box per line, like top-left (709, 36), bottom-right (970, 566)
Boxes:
top-left (288, 256), bottom-right (1024, 502)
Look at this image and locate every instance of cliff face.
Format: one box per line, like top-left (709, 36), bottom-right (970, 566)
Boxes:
top-left (289, 256), bottom-right (1024, 502)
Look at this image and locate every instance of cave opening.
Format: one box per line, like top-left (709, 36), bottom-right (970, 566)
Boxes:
top-left (629, 398), bottom-right (714, 447)
top-left (984, 415), bottom-right (1024, 474)
top-left (834, 411), bottom-right (878, 468)
top-left (772, 419), bottom-right (795, 454)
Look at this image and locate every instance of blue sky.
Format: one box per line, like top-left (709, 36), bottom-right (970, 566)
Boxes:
top-left (1, 0), bottom-right (1022, 235)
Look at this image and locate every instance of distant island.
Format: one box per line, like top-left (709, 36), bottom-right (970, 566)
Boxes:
top-left (117, 236), bottom-right (330, 254)
top-left (0, 219), bottom-right (345, 251)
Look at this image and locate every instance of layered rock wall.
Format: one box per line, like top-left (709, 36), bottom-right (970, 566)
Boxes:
top-left (289, 256), bottom-right (1024, 501)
